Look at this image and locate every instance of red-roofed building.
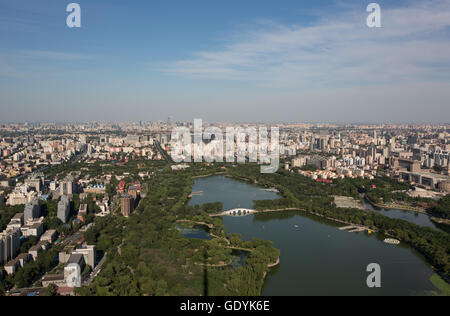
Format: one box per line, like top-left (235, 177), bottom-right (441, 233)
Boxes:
top-left (56, 287), bottom-right (75, 296)
top-left (131, 180), bottom-right (141, 190)
top-left (116, 180), bottom-right (125, 194)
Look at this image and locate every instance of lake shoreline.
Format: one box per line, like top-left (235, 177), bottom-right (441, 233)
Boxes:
top-left (364, 195), bottom-right (428, 214)
top-left (189, 173), bottom-right (447, 295)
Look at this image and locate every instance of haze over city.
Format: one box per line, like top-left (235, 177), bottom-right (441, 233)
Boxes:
top-left (1, 0), bottom-right (450, 123)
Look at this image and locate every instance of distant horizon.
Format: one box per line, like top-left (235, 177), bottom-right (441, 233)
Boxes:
top-left (0, 120), bottom-right (449, 126)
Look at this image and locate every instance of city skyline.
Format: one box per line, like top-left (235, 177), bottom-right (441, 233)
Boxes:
top-left (0, 111), bottom-right (449, 296)
top-left (1, 0), bottom-right (450, 123)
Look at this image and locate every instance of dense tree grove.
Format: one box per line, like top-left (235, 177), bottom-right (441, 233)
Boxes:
top-left (431, 195), bottom-right (450, 219)
top-left (0, 205), bottom-right (25, 231)
top-left (76, 163), bottom-right (280, 296)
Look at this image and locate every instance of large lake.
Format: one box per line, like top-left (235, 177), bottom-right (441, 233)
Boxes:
top-left (189, 175), bottom-right (440, 296)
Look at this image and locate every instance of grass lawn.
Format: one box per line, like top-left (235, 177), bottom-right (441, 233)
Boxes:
top-left (430, 274), bottom-right (450, 296)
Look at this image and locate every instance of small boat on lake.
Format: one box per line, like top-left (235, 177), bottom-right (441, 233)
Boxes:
top-left (384, 238), bottom-right (400, 245)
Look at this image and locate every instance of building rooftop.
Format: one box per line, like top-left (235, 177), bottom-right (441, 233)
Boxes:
top-left (5, 258), bottom-right (19, 267)
top-left (401, 170), bottom-right (450, 180)
top-left (28, 244), bottom-right (42, 252)
top-left (41, 229), bottom-right (57, 236)
top-left (37, 240), bottom-right (50, 247)
top-left (17, 253), bottom-right (31, 260)
top-left (42, 273), bottom-right (65, 282)
top-left (67, 253), bottom-right (84, 265)
top-left (12, 213), bottom-right (24, 220)
top-left (24, 223), bottom-right (43, 229)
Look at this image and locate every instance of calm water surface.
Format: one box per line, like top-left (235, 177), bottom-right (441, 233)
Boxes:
top-left (362, 199), bottom-right (445, 232)
top-left (189, 175), bottom-right (439, 296)
top-left (176, 224), bottom-right (213, 240)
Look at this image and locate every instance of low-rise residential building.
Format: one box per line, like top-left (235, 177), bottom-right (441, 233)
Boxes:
top-left (21, 217), bottom-right (45, 238)
top-left (28, 244), bottom-right (42, 261)
top-left (42, 273), bottom-right (66, 288)
top-left (83, 184), bottom-right (106, 194)
top-left (38, 240), bottom-right (50, 251)
top-left (7, 213), bottom-right (24, 230)
top-left (4, 258), bottom-right (20, 275)
top-left (17, 253), bottom-right (32, 267)
top-left (77, 204), bottom-right (88, 222)
top-left (40, 229), bottom-right (58, 244)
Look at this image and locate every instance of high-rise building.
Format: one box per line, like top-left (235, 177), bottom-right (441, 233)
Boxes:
top-left (310, 137), bottom-right (315, 151)
top-left (369, 146), bottom-right (376, 161)
top-left (120, 194), bottom-right (134, 217)
top-left (79, 135), bottom-right (87, 144)
top-left (407, 135), bottom-right (419, 145)
top-left (72, 245), bottom-right (96, 268)
top-left (127, 186), bottom-right (140, 205)
top-left (0, 234), bottom-right (8, 265)
top-left (65, 262), bottom-right (82, 288)
top-left (58, 196), bottom-right (71, 223)
top-left (25, 177), bottom-right (42, 192)
top-left (24, 198), bottom-right (40, 222)
top-left (50, 181), bottom-right (57, 191)
top-left (60, 176), bottom-right (76, 196)
top-left (0, 228), bottom-right (21, 265)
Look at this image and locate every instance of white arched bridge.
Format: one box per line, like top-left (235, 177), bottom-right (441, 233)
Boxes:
top-left (211, 208), bottom-right (258, 217)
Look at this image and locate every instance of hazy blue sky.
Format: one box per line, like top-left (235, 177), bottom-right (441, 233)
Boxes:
top-left (1, 0), bottom-right (449, 123)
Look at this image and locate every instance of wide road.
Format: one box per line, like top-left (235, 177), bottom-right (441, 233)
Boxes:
top-left (83, 252), bottom-right (107, 286)
top-left (155, 141), bottom-right (173, 163)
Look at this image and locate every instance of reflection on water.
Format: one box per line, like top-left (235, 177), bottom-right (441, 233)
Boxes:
top-left (189, 175), bottom-right (440, 296)
top-left (230, 249), bottom-right (249, 269)
top-left (178, 224), bottom-right (249, 269)
top-left (225, 212), bottom-right (437, 296)
top-left (189, 175), bottom-right (280, 210)
top-left (177, 224), bottom-right (212, 240)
